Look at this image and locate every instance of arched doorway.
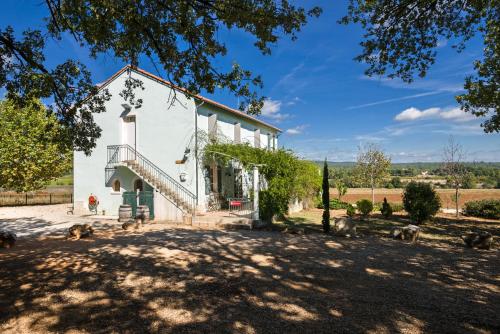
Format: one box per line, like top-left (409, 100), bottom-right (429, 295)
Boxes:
top-left (134, 179), bottom-right (143, 192)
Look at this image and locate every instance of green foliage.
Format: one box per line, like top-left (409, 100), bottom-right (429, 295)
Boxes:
top-left (341, 1), bottom-right (499, 132)
top-left (346, 204), bottom-right (356, 217)
top-left (463, 200), bottom-right (500, 220)
top-left (354, 144), bottom-right (391, 201)
top-left (389, 202), bottom-right (404, 213)
top-left (329, 198), bottom-right (350, 210)
top-left (322, 160), bottom-right (330, 233)
top-left (403, 182), bottom-right (441, 224)
top-left (295, 160), bottom-right (322, 207)
top-left (203, 142), bottom-right (321, 221)
top-left (389, 177), bottom-right (402, 188)
top-left (1, 1), bottom-right (321, 154)
top-left (0, 99), bottom-right (72, 192)
top-left (356, 199), bottom-right (373, 217)
top-left (380, 197), bottom-right (393, 219)
top-left (335, 180), bottom-right (348, 200)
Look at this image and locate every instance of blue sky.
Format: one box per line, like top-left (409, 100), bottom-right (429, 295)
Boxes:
top-left (2, 0), bottom-right (499, 162)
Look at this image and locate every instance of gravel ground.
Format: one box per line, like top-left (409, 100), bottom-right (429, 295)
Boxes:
top-left (0, 205), bottom-right (499, 333)
top-left (0, 204), bottom-right (120, 237)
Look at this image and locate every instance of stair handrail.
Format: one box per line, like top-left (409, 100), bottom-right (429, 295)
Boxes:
top-left (106, 144), bottom-right (196, 213)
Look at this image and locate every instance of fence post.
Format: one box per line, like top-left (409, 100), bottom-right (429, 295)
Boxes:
top-left (50, 193), bottom-right (52, 204)
top-left (25, 193), bottom-right (28, 205)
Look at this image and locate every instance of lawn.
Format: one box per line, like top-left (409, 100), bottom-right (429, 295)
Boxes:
top-left (287, 208), bottom-right (500, 244)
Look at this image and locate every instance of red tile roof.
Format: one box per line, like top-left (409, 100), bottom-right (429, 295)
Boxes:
top-left (99, 65), bottom-right (281, 132)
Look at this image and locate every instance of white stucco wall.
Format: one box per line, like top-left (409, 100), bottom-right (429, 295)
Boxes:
top-left (74, 67), bottom-right (280, 220)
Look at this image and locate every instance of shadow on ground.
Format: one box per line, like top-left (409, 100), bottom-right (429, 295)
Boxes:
top-left (0, 225), bottom-right (499, 333)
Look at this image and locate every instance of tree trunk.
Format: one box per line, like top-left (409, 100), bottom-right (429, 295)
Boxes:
top-left (455, 187), bottom-right (459, 218)
top-left (371, 175), bottom-right (375, 204)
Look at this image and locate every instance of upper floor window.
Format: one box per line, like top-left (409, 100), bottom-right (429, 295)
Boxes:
top-left (254, 129), bottom-right (261, 148)
top-left (208, 113), bottom-right (217, 140)
top-left (234, 123), bottom-right (241, 143)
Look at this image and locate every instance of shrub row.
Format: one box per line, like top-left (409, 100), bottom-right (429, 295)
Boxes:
top-left (463, 199), bottom-right (500, 219)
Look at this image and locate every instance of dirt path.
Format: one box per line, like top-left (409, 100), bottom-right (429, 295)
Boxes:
top-left (1, 224), bottom-right (499, 333)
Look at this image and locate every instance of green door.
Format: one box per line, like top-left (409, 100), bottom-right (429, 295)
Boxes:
top-left (122, 191), bottom-right (137, 217)
top-left (139, 191), bottom-right (154, 219)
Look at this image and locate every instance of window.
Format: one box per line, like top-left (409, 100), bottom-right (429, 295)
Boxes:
top-left (254, 129), bottom-right (260, 148)
top-left (208, 113), bottom-right (217, 140)
top-left (112, 179), bottom-right (121, 192)
top-left (234, 123), bottom-right (241, 143)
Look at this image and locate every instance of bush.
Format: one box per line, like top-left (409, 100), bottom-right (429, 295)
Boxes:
top-left (356, 199), bottom-right (373, 217)
top-left (391, 202), bottom-right (404, 212)
top-left (380, 197), bottom-right (393, 218)
top-left (463, 199), bottom-right (500, 219)
top-left (330, 198), bottom-right (350, 209)
top-left (403, 182), bottom-right (441, 224)
top-left (346, 204), bottom-right (356, 217)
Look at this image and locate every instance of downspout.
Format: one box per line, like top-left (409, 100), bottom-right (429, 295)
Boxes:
top-left (194, 99), bottom-right (205, 208)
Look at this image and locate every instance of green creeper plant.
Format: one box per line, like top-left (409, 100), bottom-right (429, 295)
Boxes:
top-left (203, 142), bottom-right (321, 221)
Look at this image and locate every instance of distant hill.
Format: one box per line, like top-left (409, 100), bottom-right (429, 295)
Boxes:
top-left (313, 161), bottom-right (500, 170)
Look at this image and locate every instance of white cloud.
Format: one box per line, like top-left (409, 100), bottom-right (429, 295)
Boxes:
top-left (439, 107), bottom-right (475, 122)
top-left (260, 99), bottom-right (289, 121)
top-left (394, 106), bottom-right (475, 122)
top-left (355, 135), bottom-right (386, 142)
top-left (395, 107), bottom-right (440, 121)
top-left (285, 125), bottom-right (308, 135)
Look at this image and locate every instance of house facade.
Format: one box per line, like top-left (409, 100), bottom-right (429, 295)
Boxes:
top-left (73, 66), bottom-right (280, 221)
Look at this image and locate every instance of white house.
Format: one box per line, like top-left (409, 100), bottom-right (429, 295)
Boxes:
top-left (73, 65), bottom-right (281, 221)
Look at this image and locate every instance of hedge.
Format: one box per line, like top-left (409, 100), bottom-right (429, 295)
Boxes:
top-left (463, 199), bottom-right (500, 219)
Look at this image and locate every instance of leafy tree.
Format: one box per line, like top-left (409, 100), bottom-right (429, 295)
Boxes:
top-left (341, 0), bottom-right (499, 132)
top-left (293, 160), bottom-right (322, 209)
top-left (403, 182), bottom-right (441, 224)
top-left (390, 176), bottom-right (402, 188)
top-left (322, 159), bottom-right (330, 233)
top-left (0, 99), bottom-right (71, 192)
top-left (442, 137), bottom-right (467, 217)
top-left (0, 1), bottom-right (321, 155)
top-left (335, 180), bottom-right (348, 201)
top-left (355, 143), bottom-right (391, 204)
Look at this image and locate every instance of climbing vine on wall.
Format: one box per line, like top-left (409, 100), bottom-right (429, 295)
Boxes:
top-left (202, 142), bottom-right (321, 221)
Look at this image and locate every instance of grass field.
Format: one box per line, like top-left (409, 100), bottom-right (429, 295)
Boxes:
top-left (286, 208), bottom-right (500, 241)
top-left (333, 188), bottom-right (500, 208)
top-left (48, 174), bottom-right (73, 187)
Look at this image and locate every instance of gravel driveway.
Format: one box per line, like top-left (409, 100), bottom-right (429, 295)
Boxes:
top-left (1, 220), bottom-right (499, 333)
top-left (0, 204), bottom-right (120, 237)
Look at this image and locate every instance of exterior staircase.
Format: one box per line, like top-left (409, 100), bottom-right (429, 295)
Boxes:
top-left (105, 144), bottom-right (196, 215)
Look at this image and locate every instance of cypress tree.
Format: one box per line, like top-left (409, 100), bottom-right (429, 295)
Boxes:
top-left (322, 159), bottom-right (330, 233)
